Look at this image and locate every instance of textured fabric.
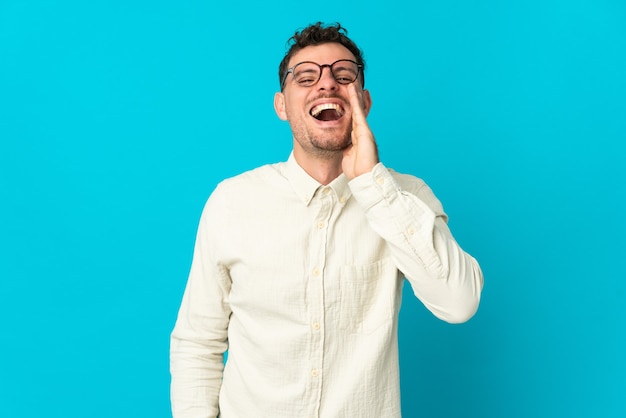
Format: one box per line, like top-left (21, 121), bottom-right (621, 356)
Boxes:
top-left (170, 154), bottom-right (483, 418)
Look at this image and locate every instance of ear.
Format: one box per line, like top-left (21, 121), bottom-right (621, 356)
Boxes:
top-left (362, 89), bottom-right (372, 117)
top-left (274, 92), bottom-right (288, 121)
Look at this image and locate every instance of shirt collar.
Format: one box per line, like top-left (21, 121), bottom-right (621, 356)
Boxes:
top-left (285, 152), bottom-right (352, 207)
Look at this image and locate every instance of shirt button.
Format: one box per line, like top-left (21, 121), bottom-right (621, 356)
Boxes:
top-left (312, 322), bottom-right (320, 330)
top-left (407, 227), bottom-right (415, 236)
top-left (317, 221), bottom-right (325, 229)
top-left (322, 187), bottom-right (330, 195)
top-left (376, 177), bottom-right (385, 185)
top-left (339, 196), bottom-right (347, 204)
top-left (312, 268), bottom-right (320, 277)
top-left (311, 369), bottom-right (318, 377)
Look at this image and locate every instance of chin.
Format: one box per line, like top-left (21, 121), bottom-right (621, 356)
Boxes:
top-left (311, 137), bottom-right (351, 153)
top-left (313, 127), bottom-right (351, 145)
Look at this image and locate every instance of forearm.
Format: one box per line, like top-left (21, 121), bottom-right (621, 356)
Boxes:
top-left (170, 204), bottom-right (232, 417)
top-left (170, 274), bottom-right (230, 418)
top-left (170, 329), bottom-right (226, 418)
top-left (350, 163), bottom-right (484, 323)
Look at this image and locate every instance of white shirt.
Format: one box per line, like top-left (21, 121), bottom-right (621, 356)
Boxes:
top-left (170, 154), bottom-right (483, 418)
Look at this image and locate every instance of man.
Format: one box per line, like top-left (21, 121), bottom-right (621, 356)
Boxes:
top-left (170, 22), bottom-right (483, 418)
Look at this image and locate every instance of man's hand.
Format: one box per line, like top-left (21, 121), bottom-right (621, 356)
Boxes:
top-left (342, 83), bottom-right (379, 180)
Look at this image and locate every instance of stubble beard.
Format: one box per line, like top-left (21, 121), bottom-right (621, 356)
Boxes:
top-left (290, 120), bottom-right (352, 160)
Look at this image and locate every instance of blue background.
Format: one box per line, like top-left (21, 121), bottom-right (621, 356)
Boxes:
top-left (1, 1), bottom-right (624, 417)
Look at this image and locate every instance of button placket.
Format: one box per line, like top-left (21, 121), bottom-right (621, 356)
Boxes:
top-left (306, 187), bottom-right (334, 410)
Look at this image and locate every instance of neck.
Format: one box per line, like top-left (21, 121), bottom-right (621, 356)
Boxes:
top-left (293, 146), bottom-right (343, 185)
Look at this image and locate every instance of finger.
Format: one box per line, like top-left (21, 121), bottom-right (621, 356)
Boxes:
top-left (348, 83), bottom-right (368, 146)
top-left (348, 83), bottom-right (366, 123)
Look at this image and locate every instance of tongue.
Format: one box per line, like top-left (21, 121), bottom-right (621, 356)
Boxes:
top-left (317, 109), bottom-right (341, 121)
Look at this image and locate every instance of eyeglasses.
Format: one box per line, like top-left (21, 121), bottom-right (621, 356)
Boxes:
top-left (281, 59), bottom-right (363, 89)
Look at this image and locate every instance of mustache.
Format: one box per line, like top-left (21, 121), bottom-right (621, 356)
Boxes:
top-left (306, 93), bottom-right (347, 106)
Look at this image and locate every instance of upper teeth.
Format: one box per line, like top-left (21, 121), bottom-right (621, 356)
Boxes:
top-left (311, 103), bottom-right (344, 117)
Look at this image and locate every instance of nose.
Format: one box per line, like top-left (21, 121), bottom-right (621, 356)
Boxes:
top-left (317, 65), bottom-right (339, 91)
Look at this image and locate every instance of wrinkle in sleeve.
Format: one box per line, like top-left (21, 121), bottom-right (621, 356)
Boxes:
top-left (349, 163), bottom-right (484, 323)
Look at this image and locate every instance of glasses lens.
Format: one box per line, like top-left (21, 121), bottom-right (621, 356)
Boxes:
top-left (290, 60), bottom-right (360, 87)
top-left (331, 60), bottom-right (359, 84)
top-left (293, 63), bottom-right (321, 87)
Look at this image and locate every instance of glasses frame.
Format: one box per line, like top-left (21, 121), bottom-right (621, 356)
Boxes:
top-left (281, 59), bottom-right (363, 90)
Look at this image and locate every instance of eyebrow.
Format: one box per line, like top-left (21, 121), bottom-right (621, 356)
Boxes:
top-left (296, 67), bottom-right (318, 74)
top-left (332, 64), bottom-right (354, 71)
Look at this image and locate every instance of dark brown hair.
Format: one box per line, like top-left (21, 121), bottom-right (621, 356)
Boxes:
top-left (278, 22), bottom-right (366, 89)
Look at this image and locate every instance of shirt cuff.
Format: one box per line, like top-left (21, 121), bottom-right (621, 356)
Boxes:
top-left (348, 163), bottom-right (401, 210)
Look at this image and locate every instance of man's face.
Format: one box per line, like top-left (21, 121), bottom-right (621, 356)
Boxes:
top-left (274, 43), bottom-right (371, 158)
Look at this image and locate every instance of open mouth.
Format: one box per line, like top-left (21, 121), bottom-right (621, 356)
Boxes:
top-left (310, 103), bottom-right (345, 121)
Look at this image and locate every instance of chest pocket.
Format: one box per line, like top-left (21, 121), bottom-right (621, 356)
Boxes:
top-left (339, 257), bottom-right (400, 334)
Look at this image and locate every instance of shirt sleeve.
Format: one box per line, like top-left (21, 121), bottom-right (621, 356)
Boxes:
top-left (348, 163), bottom-right (484, 323)
top-left (170, 189), bottom-right (232, 418)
